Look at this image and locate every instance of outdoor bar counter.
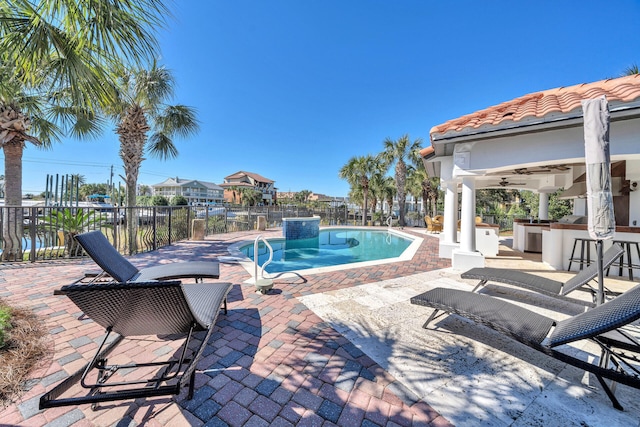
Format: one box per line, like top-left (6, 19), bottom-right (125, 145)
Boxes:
top-left (540, 223), bottom-right (640, 275)
top-left (512, 222), bottom-right (550, 254)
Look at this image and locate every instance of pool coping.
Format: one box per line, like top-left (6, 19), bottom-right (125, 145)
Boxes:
top-left (226, 225), bottom-right (423, 281)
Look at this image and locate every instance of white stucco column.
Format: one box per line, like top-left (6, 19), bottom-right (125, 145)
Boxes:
top-left (438, 180), bottom-right (460, 259)
top-left (443, 181), bottom-right (457, 244)
top-left (459, 176), bottom-right (477, 252)
top-left (538, 192), bottom-right (549, 220)
top-left (451, 176), bottom-right (484, 270)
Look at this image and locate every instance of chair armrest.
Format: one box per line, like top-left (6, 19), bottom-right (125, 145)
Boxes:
top-left (55, 280), bottom-right (182, 295)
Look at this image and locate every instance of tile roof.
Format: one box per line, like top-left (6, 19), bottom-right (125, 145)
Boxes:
top-left (430, 74), bottom-right (640, 139)
top-left (224, 170), bottom-right (274, 183)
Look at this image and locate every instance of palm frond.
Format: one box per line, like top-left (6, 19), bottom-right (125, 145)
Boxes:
top-left (156, 104), bottom-right (200, 138)
top-left (147, 132), bottom-right (178, 160)
top-left (623, 63), bottom-right (640, 76)
top-left (26, 115), bottom-right (62, 148)
top-left (135, 63), bottom-right (175, 108)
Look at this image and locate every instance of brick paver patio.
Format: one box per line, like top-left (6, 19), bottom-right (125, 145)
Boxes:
top-left (0, 228), bottom-right (452, 426)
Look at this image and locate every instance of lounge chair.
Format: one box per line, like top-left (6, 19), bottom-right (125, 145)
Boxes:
top-left (39, 279), bottom-right (232, 409)
top-left (461, 243), bottom-right (624, 305)
top-left (75, 230), bottom-right (220, 282)
top-left (410, 285), bottom-right (640, 410)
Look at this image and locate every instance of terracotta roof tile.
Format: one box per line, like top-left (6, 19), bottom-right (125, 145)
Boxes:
top-left (431, 74), bottom-right (640, 138)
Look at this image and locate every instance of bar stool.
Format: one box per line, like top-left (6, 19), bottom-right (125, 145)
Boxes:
top-left (568, 238), bottom-right (596, 271)
top-left (606, 240), bottom-right (640, 281)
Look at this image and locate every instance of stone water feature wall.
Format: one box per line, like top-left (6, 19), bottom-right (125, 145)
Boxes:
top-left (282, 216), bottom-right (320, 240)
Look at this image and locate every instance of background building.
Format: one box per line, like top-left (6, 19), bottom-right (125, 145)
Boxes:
top-left (151, 177), bottom-right (224, 205)
top-left (220, 171), bottom-right (276, 205)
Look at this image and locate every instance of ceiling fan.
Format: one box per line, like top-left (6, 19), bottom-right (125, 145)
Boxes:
top-left (496, 177), bottom-right (525, 187)
top-left (513, 164), bottom-right (571, 175)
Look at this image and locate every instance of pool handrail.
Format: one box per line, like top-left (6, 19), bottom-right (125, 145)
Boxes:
top-left (253, 235), bottom-right (274, 293)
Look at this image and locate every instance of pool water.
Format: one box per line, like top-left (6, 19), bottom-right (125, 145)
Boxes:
top-left (239, 228), bottom-right (413, 273)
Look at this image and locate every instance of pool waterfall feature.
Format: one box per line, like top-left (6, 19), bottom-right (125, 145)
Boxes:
top-left (282, 216), bottom-right (321, 252)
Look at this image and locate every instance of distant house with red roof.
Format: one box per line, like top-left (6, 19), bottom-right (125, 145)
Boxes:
top-left (220, 171), bottom-right (277, 205)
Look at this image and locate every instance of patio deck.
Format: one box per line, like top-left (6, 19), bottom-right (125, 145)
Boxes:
top-left (1, 228), bottom-right (639, 426)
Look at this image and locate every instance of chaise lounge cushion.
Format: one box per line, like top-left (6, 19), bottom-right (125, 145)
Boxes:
top-left (75, 230), bottom-right (219, 282)
top-left (41, 280), bottom-right (233, 409)
top-left (461, 243), bottom-right (624, 300)
top-left (410, 283), bottom-right (640, 410)
top-left (411, 287), bottom-right (555, 344)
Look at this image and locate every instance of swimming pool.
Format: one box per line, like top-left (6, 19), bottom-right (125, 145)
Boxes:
top-left (231, 227), bottom-right (420, 274)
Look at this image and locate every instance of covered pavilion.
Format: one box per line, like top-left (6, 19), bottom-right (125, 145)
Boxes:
top-left (421, 74), bottom-right (640, 272)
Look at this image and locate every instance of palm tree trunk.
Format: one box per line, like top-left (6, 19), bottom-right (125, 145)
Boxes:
top-left (370, 196), bottom-right (378, 225)
top-left (396, 161), bottom-right (407, 227)
top-left (117, 106), bottom-right (149, 254)
top-left (2, 142), bottom-right (24, 261)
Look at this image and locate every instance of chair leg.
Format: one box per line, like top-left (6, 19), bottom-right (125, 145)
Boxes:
top-left (422, 309), bottom-right (445, 329)
top-left (569, 239), bottom-right (578, 271)
top-left (595, 375), bottom-right (624, 411)
top-left (633, 243), bottom-right (640, 281)
top-left (619, 244), bottom-right (626, 278)
top-left (626, 243), bottom-right (633, 281)
top-left (471, 280), bottom-right (488, 293)
top-left (188, 370), bottom-right (196, 400)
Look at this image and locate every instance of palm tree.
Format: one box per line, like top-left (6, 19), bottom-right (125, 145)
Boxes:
top-left (368, 170), bottom-right (389, 225)
top-left (406, 166), bottom-right (423, 213)
top-left (0, 0), bottom-right (169, 259)
top-left (110, 62), bottom-right (199, 209)
top-left (623, 63), bottom-right (639, 75)
top-left (106, 62), bottom-right (199, 252)
top-left (411, 158), bottom-right (441, 217)
top-left (228, 185), bottom-right (240, 205)
top-left (382, 176), bottom-right (397, 220)
top-left (296, 189), bottom-right (312, 204)
top-left (0, 67), bottom-right (102, 260)
top-left (380, 134), bottom-right (423, 227)
top-left (1, 0), bottom-right (167, 109)
top-left (339, 155), bottom-right (379, 226)
top-left (138, 184), bottom-right (151, 196)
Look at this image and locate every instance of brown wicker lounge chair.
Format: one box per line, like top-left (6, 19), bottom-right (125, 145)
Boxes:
top-left (39, 280), bottom-right (232, 409)
top-left (461, 243), bottom-right (624, 305)
top-left (411, 284), bottom-right (640, 410)
top-left (75, 230), bottom-right (220, 282)
top-left (425, 216), bottom-right (442, 233)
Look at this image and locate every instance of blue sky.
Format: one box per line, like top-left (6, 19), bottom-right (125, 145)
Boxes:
top-left (12, 0), bottom-right (640, 197)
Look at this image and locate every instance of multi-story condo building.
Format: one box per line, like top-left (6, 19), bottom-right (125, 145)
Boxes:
top-left (220, 171), bottom-right (276, 205)
top-left (151, 177), bottom-right (224, 205)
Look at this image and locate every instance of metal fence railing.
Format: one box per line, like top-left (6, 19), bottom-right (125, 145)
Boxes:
top-left (0, 205), bottom-right (197, 263)
top-left (1, 204), bottom-right (527, 264)
top-left (0, 205), bottom-right (360, 264)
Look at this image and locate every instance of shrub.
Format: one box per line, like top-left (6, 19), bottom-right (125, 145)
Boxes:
top-left (0, 303), bottom-right (12, 349)
top-left (172, 195), bottom-right (188, 206)
top-left (38, 208), bottom-right (110, 256)
top-left (150, 195), bottom-right (169, 206)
